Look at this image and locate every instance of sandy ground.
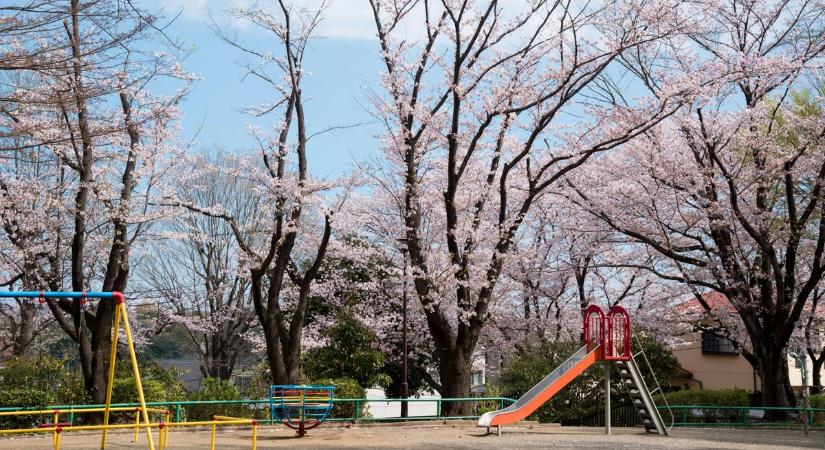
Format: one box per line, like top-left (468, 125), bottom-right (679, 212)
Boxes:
top-left (0, 422), bottom-right (823, 449)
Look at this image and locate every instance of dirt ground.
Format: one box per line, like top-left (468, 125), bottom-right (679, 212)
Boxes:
top-left (1, 422), bottom-right (823, 449)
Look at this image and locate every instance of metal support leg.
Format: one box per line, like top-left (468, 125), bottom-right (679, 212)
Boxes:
top-left (496, 426), bottom-right (501, 436)
top-left (605, 362), bottom-right (611, 436)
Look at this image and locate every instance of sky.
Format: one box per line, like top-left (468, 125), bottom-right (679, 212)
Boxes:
top-left (143, 0), bottom-right (386, 179)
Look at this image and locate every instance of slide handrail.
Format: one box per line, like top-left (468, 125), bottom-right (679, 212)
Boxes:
top-left (630, 329), bottom-right (674, 431)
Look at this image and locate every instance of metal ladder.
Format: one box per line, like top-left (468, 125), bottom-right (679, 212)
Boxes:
top-left (614, 331), bottom-right (673, 435)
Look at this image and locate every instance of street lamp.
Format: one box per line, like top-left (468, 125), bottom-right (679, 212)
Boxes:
top-left (789, 349), bottom-right (809, 436)
top-left (396, 237), bottom-right (409, 419)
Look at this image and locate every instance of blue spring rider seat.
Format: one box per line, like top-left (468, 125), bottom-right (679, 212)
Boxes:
top-left (269, 385), bottom-right (335, 437)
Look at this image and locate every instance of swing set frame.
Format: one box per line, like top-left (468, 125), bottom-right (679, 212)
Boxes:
top-left (0, 291), bottom-right (156, 450)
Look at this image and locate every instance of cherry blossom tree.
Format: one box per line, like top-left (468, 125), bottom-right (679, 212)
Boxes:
top-left (140, 154), bottom-right (261, 380)
top-left (569, 0), bottom-right (825, 406)
top-left (0, 0), bottom-right (191, 402)
top-left (365, 0), bottom-right (690, 413)
top-left (172, 1), bottom-right (354, 385)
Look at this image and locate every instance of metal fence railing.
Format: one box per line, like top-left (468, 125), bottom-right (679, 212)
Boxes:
top-left (663, 405), bottom-right (825, 428)
top-left (0, 398), bottom-right (822, 428)
top-left (0, 397), bottom-right (516, 425)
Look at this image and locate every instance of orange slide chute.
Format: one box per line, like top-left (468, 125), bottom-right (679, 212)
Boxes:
top-left (478, 346), bottom-right (600, 428)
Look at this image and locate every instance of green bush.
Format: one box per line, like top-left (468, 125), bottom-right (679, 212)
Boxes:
top-left (810, 394), bottom-right (825, 425)
top-left (112, 378), bottom-right (168, 404)
top-left (312, 377), bottom-right (366, 420)
top-left (185, 378), bottom-right (249, 421)
top-left (660, 388), bottom-right (750, 406)
top-left (500, 340), bottom-right (606, 423)
top-left (657, 388), bottom-right (750, 424)
top-left (0, 356), bottom-right (88, 429)
top-left (303, 312), bottom-right (390, 389)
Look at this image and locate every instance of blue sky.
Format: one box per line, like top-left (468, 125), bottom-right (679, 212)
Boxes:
top-left (144, 1), bottom-right (385, 179)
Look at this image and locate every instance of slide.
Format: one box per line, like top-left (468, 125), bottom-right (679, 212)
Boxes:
top-left (478, 345), bottom-right (600, 428)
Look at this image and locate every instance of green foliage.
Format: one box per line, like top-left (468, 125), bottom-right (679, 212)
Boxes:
top-left (659, 388), bottom-right (750, 406)
top-left (185, 378), bottom-right (248, 421)
top-left (500, 340), bottom-right (602, 423)
top-left (810, 394), bottom-right (825, 425)
top-left (0, 356), bottom-right (88, 429)
top-left (303, 311), bottom-right (390, 389)
top-left (633, 333), bottom-right (681, 389)
top-left (112, 378), bottom-right (167, 404)
top-left (239, 362), bottom-right (271, 400)
top-left (312, 377), bottom-right (366, 419)
top-left (656, 388), bottom-right (751, 424)
top-left (472, 384), bottom-right (505, 417)
top-left (113, 359), bottom-right (187, 402)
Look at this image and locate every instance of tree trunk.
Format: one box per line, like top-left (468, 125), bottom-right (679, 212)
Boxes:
top-left (82, 302), bottom-right (116, 405)
top-left (754, 342), bottom-right (795, 420)
top-left (11, 301), bottom-right (37, 356)
top-left (438, 347), bottom-right (472, 416)
top-left (811, 358), bottom-right (823, 395)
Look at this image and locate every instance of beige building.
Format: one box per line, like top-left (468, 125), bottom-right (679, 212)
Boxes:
top-left (670, 331), bottom-right (760, 391)
top-left (670, 330), bottom-right (824, 393)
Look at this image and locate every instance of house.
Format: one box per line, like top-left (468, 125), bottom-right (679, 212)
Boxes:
top-left (669, 291), bottom-right (824, 393)
top-left (668, 329), bottom-right (760, 391)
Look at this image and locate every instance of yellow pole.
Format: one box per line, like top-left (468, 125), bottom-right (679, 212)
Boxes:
top-left (54, 427), bottom-right (61, 450)
top-left (210, 421), bottom-right (217, 450)
top-left (251, 420), bottom-right (258, 450)
top-left (101, 302), bottom-right (122, 449)
top-left (120, 301), bottom-right (156, 450)
top-left (158, 422), bottom-right (165, 449)
top-left (164, 411), bottom-right (171, 449)
top-left (133, 409), bottom-right (140, 442)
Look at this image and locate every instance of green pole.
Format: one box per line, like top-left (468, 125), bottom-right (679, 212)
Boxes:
top-left (437, 399), bottom-right (441, 419)
top-left (174, 404), bottom-right (181, 423)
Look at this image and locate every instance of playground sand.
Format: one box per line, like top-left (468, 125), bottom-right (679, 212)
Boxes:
top-left (0, 422), bottom-right (822, 449)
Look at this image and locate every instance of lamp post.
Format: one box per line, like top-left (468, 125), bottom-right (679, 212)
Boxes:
top-left (396, 238), bottom-right (409, 419)
top-left (789, 349), bottom-right (809, 436)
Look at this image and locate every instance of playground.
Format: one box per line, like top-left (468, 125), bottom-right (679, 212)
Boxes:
top-left (0, 293), bottom-right (822, 449)
top-left (0, 423), bottom-right (823, 449)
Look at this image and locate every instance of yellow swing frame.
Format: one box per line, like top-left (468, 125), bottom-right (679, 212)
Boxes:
top-left (101, 291), bottom-right (155, 450)
top-left (0, 291), bottom-right (155, 450)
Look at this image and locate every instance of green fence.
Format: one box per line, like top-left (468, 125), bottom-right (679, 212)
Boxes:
top-left (662, 405), bottom-right (825, 428)
top-left (0, 398), bottom-right (823, 428)
top-left (0, 397), bottom-right (515, 425)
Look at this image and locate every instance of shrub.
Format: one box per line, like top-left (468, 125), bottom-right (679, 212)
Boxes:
top-left (499, 340), bottom-right (604, 423)
top-left (312, 377), bottom-right (366, 419)
top-left (660, 388), bottom-right (750, 406)
top-left (810, 393), bottom-right (825, 425)
top-left (185, 378), bottom-right (249, 421)
top-left (657, 388), bottom-right (750, 424)
top-left (0, 356), bottom-right (87, 429)
top-left (303, 312), bottom-right (390, 389)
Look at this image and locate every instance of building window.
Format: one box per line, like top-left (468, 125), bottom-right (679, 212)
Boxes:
top-left (471, 371), bottom-right (484, 387)
top-left (701, 331), bottom-right (737, 355)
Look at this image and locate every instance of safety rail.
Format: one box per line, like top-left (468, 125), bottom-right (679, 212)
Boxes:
top-left (0, 397), bottom-right (517, 424)
top-left (629, 328), bottom-right (675, 431)
top-left (4, 399), bottom-right (819, 428)
top-left (662, 405), bottom-right (825, 427)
